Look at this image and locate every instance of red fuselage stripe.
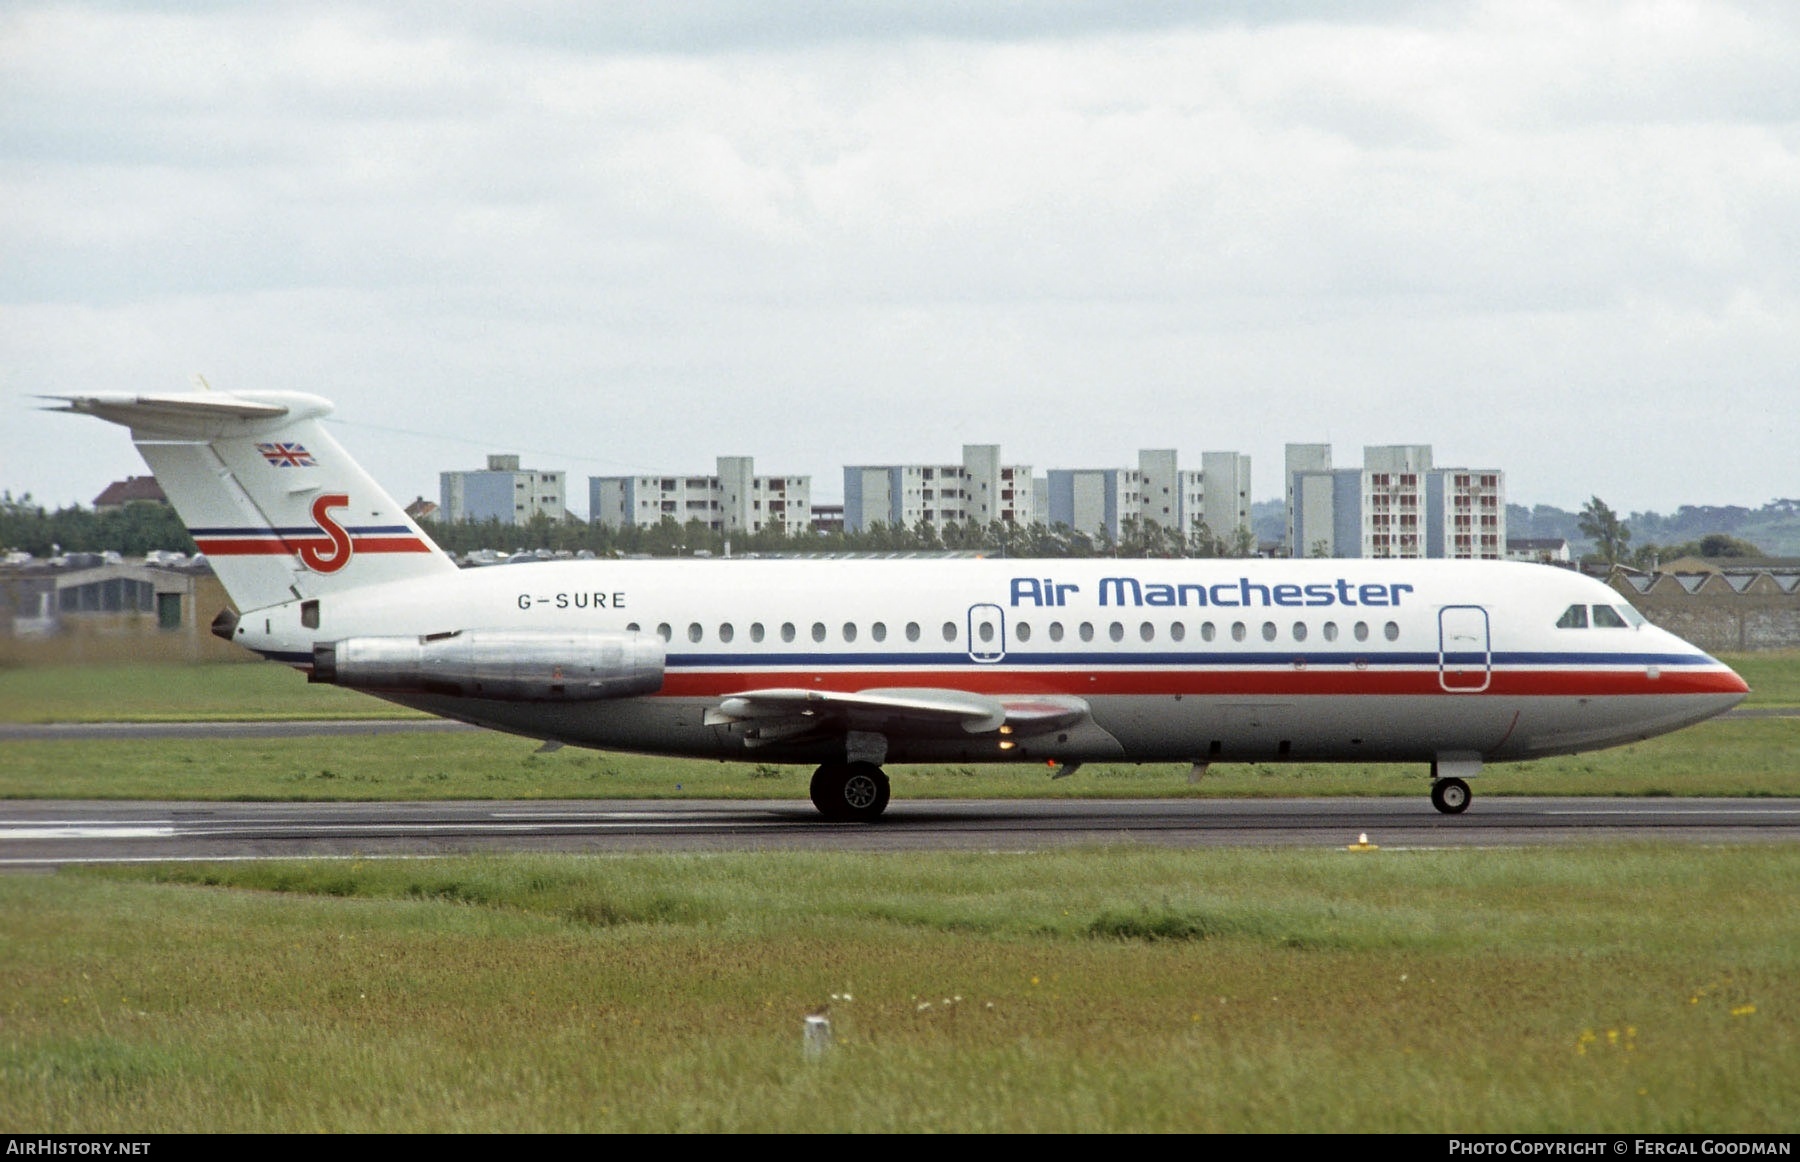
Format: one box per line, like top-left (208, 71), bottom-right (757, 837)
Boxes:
top-left (194, 536), bottom-right (433, 555)
top-left (656, 668), bottom-right (1746, 699)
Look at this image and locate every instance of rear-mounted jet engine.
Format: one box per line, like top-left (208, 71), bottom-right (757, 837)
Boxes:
top-left (311, 629), bottom-right (664, 701)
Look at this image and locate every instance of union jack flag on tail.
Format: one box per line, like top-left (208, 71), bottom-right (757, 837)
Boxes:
top-left (257, 441), bottom-right (316, 468)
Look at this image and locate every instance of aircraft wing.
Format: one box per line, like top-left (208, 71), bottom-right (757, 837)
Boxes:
top-left (703, 686), bottom-right (1092, 747)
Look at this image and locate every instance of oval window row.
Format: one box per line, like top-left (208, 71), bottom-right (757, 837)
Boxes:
top-left (628, 620), bottom-right (941, 644)
top-left (627, 619), bottom-right (1402, 646)
top-left (1017, 619), bottom-right (1400, 645)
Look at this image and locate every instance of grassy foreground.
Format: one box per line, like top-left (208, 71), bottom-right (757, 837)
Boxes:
top-left (1, 846), bottom-right (1794, 1132)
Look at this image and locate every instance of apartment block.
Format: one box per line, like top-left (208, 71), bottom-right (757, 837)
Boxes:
top-left (440, 454), bottom-right (566, 525)
top-left (1361, 445), bottom-right (1433, 559)
top-left (590, 458), bottom-right (811, 536)
top-left (1045, 468), bottom-right (1140, 539)
top-left (1284, 443), bottom-right (1332, 553)
top-left (1201, 451), bottom-right (1252, 542)
top-left (1427, 469), bottom-right (1506, 560)
top-left (1285, 444), bottom-right (1505, 559)
top-left (1044, 450), bottom-right (1249, 543)
top-left (843, 446), bottom-right (1034, 533)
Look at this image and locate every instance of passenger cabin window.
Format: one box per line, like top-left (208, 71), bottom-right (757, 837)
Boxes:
top-left (872, 622), bottom-right (887, 642)
top-left (657, 623), bottom-right (672, 642)
top-left (781, 622), bottom-right (797, 643)
top-left (1079, 622), bottom-right (1095, 643)
top-left (1592, 605), bottom-right (1629, 628)
top-left (842, 622), bottom-right (858, 642)
top-left (1016, 622), bottom-right (1032, 642)
top-left (1354, 622), bottom-right (1370, 642)
top-left (1170, 622), bottom-right (1186, 642)
top-left (1292, 622), bottom-right (1307, 642)
top-left (1231, 622), bottom-right (1247, 642)
top-left (1139, 621), bottom-right (1154, 642)
top-left (1261, 621), bottom-right (1277, 642)
top-left (942, 621), bottom-right (958, 642)
top-left (1201, 622), bottom-right (1216, 642)
top-left (687, 623), bottom-right (703, 643)
top-left (1049, 622), bottom-right (1065, 642)
top-left (1556, 604), bottom-right (1589, 629)
top-left (1384, 621), bottom-right (1400, 641)
top-left (812, 622), bottom-right (827, 643)
top-left (750, 623), bottom-right (765, 642)
top-left (1322, 622), bottom-right (1338, 642)
top-left (905, 622), bottom-right (921, 642)
top-left (1109, 622), bottom-right (1125, 643)
top-left (718, 623), bottom-right (734, 643)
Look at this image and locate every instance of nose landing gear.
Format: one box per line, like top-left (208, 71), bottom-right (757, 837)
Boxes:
top-left (1430, 776), bottom-right (1471, 814)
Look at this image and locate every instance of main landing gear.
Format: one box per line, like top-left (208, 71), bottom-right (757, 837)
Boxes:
top-left (1430, 776), bottom-right (1472, 815)
top-left (810, 761), bottom-right (891, 822)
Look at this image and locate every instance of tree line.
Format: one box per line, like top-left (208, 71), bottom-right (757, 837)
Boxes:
top-left (1516, 497), bottom-right (1799, 557)
top-left (1, 491), bottom-right (1259, 560)
top-left (1, 492), bottom-right (196, 557)
top-left (1576, 496), bottom-right (1767, 568)
top-left (417, 512), bottom-right (1261, 559)
top-left (9, 487), bottom-right (1786, 565)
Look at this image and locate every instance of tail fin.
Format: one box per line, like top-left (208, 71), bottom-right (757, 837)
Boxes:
top-left (48, 390), bottom-right (457, 611)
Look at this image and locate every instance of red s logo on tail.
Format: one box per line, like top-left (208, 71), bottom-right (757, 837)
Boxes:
top-left (298, 493), bottom-right (354, 574)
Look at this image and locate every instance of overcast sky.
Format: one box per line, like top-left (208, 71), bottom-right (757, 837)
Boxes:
top-left (4, 1), bottom-right (1797, 520)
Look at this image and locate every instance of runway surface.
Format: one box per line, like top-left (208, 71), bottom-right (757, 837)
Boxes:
top-left (3, 796), bottom-right (1798, 867)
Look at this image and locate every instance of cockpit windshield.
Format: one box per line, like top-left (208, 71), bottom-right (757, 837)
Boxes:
top-left (1556, 603), bottom-right (1646, 629)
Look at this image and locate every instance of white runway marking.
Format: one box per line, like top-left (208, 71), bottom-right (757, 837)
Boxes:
top-left (490, 810), bottom-right (760, 820)
top-left (1542, 808), bottom-right (1800, 816)
top-left (0, 826), bottom-right (175, 839)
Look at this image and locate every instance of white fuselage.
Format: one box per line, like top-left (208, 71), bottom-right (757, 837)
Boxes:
top-left (234, 556), bottom-right (1747, 768)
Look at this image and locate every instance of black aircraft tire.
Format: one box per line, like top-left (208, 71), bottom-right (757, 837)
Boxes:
top-left (838, 761), bottom-right (891, 822)
top-left (810, 763), bottom-right (848, 816)
top-left (1431, 777), bottom-right (1472, 815)
top-left (811, 761), bottom-right (890, 821)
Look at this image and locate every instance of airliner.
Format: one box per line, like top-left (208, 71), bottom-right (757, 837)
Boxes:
top-left (51, 389), bottom-right (1749, 820)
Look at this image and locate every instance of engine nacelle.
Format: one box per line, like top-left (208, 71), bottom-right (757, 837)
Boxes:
top-left (311, 629), bottom-right (664, 701)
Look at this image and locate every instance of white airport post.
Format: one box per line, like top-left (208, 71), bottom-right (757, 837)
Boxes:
top-left (803, 1013), bottom-right (832, 1060)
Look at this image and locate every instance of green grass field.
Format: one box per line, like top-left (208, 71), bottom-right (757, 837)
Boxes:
top-left (1, 715), bottom-right (1796, 801)
top-left (0, 661), bottom-right (427, 723)
top-left (2, 846), bottom-right (1794, 1132)
top-left (1726, 651), bottom-right (1800, 706)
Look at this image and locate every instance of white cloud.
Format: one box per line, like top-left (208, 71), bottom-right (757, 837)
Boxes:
top-left (3, 0), bottom-right (1796, 517)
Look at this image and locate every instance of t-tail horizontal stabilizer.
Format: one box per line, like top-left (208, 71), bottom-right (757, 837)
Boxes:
top-left (50, 389), bottom-right (457, 613)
